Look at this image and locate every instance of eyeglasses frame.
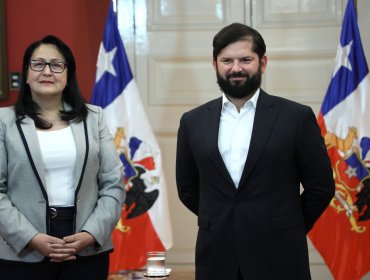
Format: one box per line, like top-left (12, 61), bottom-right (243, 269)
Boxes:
top-left (29, 59), bottom-right (67, 73)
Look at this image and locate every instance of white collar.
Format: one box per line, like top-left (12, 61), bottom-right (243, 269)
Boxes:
top-left (221, 88), bottom-right (260, 111)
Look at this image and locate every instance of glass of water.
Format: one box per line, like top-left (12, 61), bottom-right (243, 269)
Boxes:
top-left (146, 251), bottom-right (166, 275)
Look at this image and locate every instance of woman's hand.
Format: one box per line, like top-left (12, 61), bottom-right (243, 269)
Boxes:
top-left (62, 232), bottom-right (96, 254)
top-left (28, 233), bottom-right (77, 262)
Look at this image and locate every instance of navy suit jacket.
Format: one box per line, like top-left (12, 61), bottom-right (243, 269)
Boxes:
top-left (176, 90), bottom-right (335, 280)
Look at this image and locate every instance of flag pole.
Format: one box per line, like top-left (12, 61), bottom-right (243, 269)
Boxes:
top-left (354, 0), bottom-right (357, 15)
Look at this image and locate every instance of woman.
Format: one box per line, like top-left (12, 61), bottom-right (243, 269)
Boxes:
top-left (0, 35), bottom-right (125, 279)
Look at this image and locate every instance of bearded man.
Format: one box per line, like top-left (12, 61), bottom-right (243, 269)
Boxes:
top-left (175, 22), bottom-right (335, 280)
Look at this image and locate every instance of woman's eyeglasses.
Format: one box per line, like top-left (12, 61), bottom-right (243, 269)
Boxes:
top-left (29, 60), bottom-right (66, 73)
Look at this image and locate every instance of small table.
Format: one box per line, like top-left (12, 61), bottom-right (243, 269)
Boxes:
top-left (108, 269), bottom-right (194, 280)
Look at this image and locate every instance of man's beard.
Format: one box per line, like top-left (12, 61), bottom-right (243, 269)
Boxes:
top-left (216, 66), bottom-right (262, 99)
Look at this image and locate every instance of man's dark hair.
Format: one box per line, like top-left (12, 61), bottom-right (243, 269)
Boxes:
top-left (212, 23), bottom-right (266, 61)
top-left (15, 34), bottom-right (88, 129)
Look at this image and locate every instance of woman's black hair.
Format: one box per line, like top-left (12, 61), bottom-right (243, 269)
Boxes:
top-left (212, 23), bottom-right (266, 61)
top-left (14, 34), bottom-right (88, 129)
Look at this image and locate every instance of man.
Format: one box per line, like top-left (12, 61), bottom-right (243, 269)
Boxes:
top-left (176, 23), bottom-right (335, 280)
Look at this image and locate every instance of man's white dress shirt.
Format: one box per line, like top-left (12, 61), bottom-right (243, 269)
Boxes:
top-left (218, 89), bottom-right (260, 187)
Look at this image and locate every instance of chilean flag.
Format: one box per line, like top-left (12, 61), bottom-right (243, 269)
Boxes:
top-left (90, 1), bottom-right (173, 271)
top-left (309, 0), bottom-right (370, 279)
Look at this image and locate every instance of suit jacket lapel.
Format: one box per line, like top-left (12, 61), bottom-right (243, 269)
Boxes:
top-left (70, 120), bottom-right (88, 194)
top-left (64, 102), bottom-right (88, 195)
top-left (16, 116), bottom-right (48, 196)
top-left (238, 90), bottom-right (280, 187)
top-left (205, 98), bottom-right (235, 187)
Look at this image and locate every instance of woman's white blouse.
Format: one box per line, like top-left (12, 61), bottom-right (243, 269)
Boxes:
top-left (37, 126), bottom-right (77, 206)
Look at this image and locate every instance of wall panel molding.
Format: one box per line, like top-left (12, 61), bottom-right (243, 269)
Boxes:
top-left (148, 55), bottom-right (218, 105)
top-left (263, 50), bottom-right (335, 105)
top-left (254, 0), bottom-right (342, 28)
top-left (147, 0), bottom-right (244, 30)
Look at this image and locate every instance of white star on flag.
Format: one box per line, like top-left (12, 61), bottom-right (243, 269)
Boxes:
top-left (95, 42), bottom-right (117, 83)
top-left (344, 165), bottom-right (357, 179)
top-left (332, 40), bottom-right (353, 77)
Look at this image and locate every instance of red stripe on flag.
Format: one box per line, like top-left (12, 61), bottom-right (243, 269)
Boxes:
top-left (109, 211), bottom-right (165, 272)
top-left (309, 204), bottom-right (370, 280)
